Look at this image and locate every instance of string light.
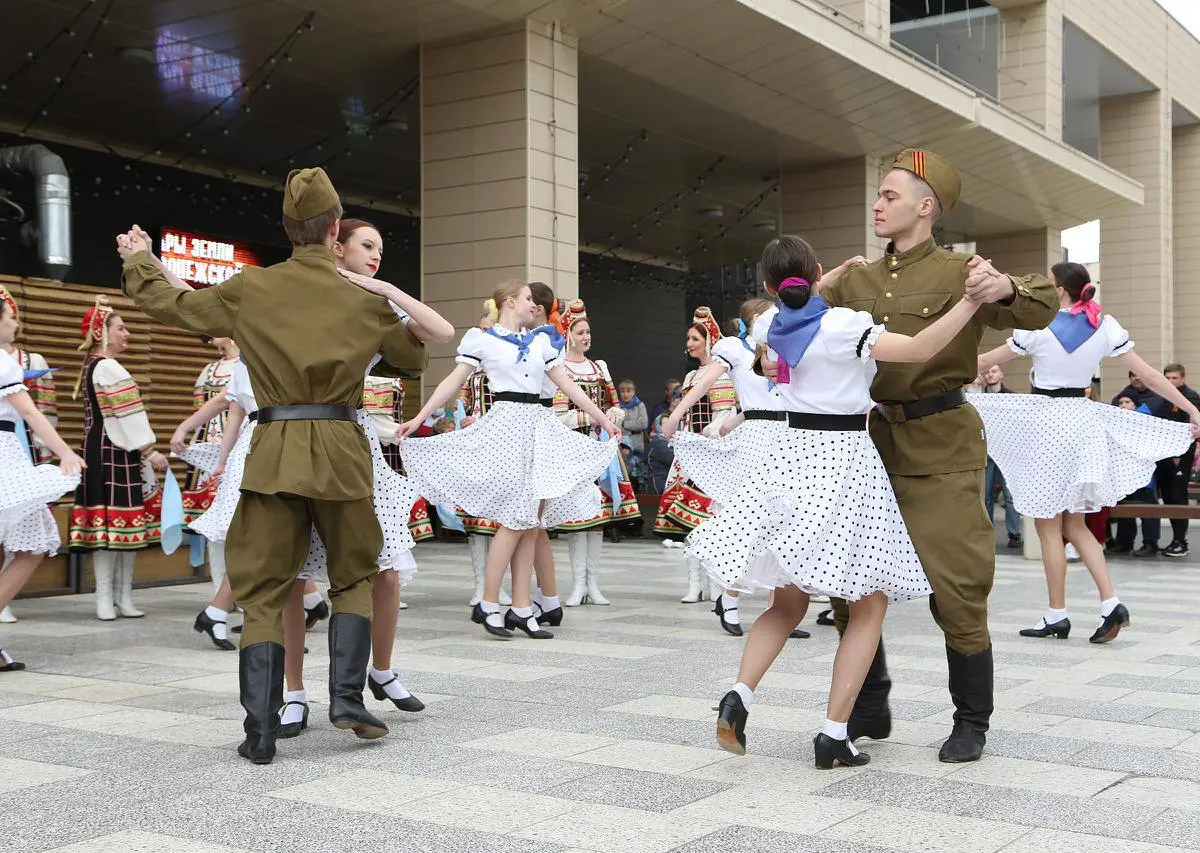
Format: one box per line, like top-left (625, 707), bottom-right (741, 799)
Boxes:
top-left (20, 0), bottom-right (116, 133)
top-left (0, 0), bottom-right (93, 92)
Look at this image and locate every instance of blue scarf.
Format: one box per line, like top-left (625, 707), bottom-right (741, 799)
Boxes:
top-left (22, 367), bottom-right (57, 380)
top-left (619, 395), bottom-right (642, 411)
top-left (767, 296), bottom-right (830, 378)
top-left (486, 325), bottom-right (564, 362)
top-left (1047, 310), bottom-right (1099, 354)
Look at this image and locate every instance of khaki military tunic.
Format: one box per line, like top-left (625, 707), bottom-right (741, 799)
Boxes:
top-left (821, 238), bottom-right (1056, 653)
top-left (122, 245), bottom-right (428, 645)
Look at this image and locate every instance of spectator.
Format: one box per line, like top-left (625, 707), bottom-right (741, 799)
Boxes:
top-left (621, 444), bottom-right (646, 492)
top-left (981, 365), bottom-right (1022, 548)
top-left (1146, 363), bottom-right (1200, 557)
top-left (650, 378), bottom-right (682, 423)
top-left (1110, 370), bottom-right (1157, 407)
top-left (647, 386), bottom-right (682, 491)
top-left (1110, 394), bottom-right (1162, 557)
top-left (617, 379), bottom-right (649, 455)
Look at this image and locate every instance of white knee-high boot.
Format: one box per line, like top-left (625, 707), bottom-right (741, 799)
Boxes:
top-left (208, 541), bottom-right (227, 596)
top-left (468, 535), bottom-right (488, 606)
top-left (681, 556), bottom-right (704, 603)
top-left (585, 530), bottom-right (609, 605)
top-left (0, 551), bottom-right (16, 623)
top-left (114, 552), bottom-right (144, 618)
top-left (93, 551), bottom-right (118, 621)
top-left (564, 533), bottom-right (588, 607)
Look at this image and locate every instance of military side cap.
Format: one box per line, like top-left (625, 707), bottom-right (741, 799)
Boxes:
top-left (892, 148), bottom-right (960, 213)
top-left (283, 167), bottom-right (340, 219)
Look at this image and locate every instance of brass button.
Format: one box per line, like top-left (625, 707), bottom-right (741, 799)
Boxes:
top-left (889, 257), bottom-right (898, 266)
top-left (890, 272), bottom-right (898, 279)
top-left (883, 315), bottom-right (890, 322)
top-left (885, 291), bottom-right (893, 298)
top-left (922, 307), bottom-right (929, 314)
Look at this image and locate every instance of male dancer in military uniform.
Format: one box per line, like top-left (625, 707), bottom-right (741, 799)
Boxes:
top-left (119, 168), bottom-right (427, 764)
top-left (820, 149), bottom-right (1057, 762)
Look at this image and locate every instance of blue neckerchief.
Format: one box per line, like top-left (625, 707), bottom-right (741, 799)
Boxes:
top-left (619, 395), bottom-right (642, 411)
top-left (23, 367), bottom-right (58, 380)
top-left (736, 320), bottom-right (756, 354)
top-left (1048, 310), bottom-right (1098, 354)
top-left (767, 296), bottom-right (830, 368)
top-left (486, 326), bottom-right (560, 362)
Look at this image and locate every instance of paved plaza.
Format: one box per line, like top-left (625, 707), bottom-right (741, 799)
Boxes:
top-left (1, 538), bottom-right (1199, 853)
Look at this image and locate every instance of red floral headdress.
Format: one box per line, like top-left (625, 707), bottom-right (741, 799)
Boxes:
top-left (73, 295), bottom-right (114, 398)
top-left (562, 298), bottom-right (588, 333)
top-left (0, 284), bottom-right (17, 323)
top-left (691, 306), bottom-right (722, 354)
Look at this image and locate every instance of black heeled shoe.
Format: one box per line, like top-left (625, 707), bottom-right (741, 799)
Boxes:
top-left (816, 609), bottom-right (835, 626)
top-left (814, 733), bottom-right (870, 769)
top-left (278, 701), bottom-right (309, 738)
top-left (1019, 617), bottom-right (1071, 639)
top-left (0, 649), bottom-right (25, 672)
top-left (789, 628), bottom-right (811, 639)
top-left (194, 610), bottom-right (237, 651)
top-left (472, 603), bottom-right (513, 638)
top-left (713, 596), bottom-right (743, 637)
top-left (304, 599), bottom-right (330, 630)
top-left (533, 603), bottom-right (564, 627)
top-left (505, 609), bottom-right (554, 639)
top-left (714, 691), bottom-right (748, 755)
top-left (368, 672), bottom-right (426, 712)
top-left (1089, 604), bottom-right (1130, 644)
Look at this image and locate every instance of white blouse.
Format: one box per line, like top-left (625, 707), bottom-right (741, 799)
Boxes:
top-left (711, 336), bottom-right (783, 412)
top-left (0, 349), bottom-right (26, 421)
top-left (91, 358), bottom-right (156, 452)
top-left (775, 307), bottom-right (884, 416)
top-left (455, 326), bottom-right (565, 395)
top-left (1008, 313), bottom-right (1134, 390)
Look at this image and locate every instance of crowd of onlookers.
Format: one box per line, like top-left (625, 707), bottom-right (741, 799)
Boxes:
top-left (973, 362), bottom-right (1200, 559)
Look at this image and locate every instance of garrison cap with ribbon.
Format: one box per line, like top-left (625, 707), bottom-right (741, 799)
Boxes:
top-left (282, 167), bottom-right (340, 220)
top-left (891, 148), bottom-right (960, 214)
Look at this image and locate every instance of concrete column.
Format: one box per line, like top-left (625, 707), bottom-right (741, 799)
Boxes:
top-left (1099, 90), bottom-right (1172, 394)
top-left (823, 0), bottom-right (889, 41)
top-left (974, 228), bottom-right (1063, 392)
top-left (780, 157), bottom-right (886, 266)
top-left (994, 0), bottom-right (1064, 137)
top-left (1173, 123), bottom-right (1200, 375)
top-left (420, 19), bottom-right (578, 390)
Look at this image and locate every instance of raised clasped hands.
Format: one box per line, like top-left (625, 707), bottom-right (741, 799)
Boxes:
top-left (115, 225), bottom-right (151, 261)
top-left (964, 255), bottom-right (1014, 304)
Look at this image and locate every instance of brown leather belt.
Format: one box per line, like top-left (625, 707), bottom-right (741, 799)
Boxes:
top-left (874, 388), bottom-right (966, 424)
top-left (255, 404), bottom-right (358, 424)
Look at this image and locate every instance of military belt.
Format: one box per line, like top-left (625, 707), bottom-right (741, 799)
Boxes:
top-left (786, 412), bottom-right (867, 431)
top-left (255, 404), bottom-right (358, 424)
top-left (874, 387), bottom-right (966, 424)
top-left (493, 392), bottom-right (542, 405)
top-left (1031, 386), bottom-right (1087, 398)
top-left (743, 410), bottom-right (788, 421)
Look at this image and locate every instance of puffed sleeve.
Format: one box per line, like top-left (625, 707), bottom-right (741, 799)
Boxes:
top-left (362, 375), bottom-right (401, 445)
top-left (540, 329), bottom-right (566, 370)
top-left (455, 328), bottom-right (487, 368)
top-left (25, 352), bottom-right (57, 460)
top-left (821, 307), bottom-right (884, 362)
top-left (92, 358), bottom-right (156, 452)
top-left (710, 337), bottom-right (750, 373)
top-left (1007, 328), bottom-right (1040, 357)
top-left (1103, 315), bottom-right (1135, 357)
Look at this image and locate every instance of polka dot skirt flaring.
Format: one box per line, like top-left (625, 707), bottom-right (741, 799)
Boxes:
top-left (0, 432), bottom-right (79, 554)
top-left (185, 425), bottom-right (254, 544)
top-left (970, 393), bottom-right (1196, 519)
top-left (299, 411), bottom-right (418, 583)
top-left (685, 427), bottom-right (931, 602)
top-left (670, 419), bottom-right (788, 510)
top-left (401, 401), bottom-right (619, 531)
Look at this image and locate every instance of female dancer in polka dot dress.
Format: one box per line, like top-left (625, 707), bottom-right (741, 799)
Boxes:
top-left (703, 236), bottom-right (982, 768)
top-left (973, 262), bottom-right (1199, 644)
top-left (399, 280), bottom-right (620, 640)
top-left (0, 295), bottom-right (84, 670)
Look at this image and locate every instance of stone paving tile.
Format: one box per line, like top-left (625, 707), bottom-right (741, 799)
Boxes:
top-left (2, 541), bottom-right (1199, 852)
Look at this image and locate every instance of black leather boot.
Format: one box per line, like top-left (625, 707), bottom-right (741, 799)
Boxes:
top-left (328, 613), bottom-right (389, 740)
top-left (938, 645), bottom-right (993, 763)
top-left (847, 639), bottom-right (892, 742)
top-left (236, 642), bottom-right (284, 764)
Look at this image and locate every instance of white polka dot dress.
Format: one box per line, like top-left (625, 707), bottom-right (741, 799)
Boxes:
top-left (186, 424), bottom-right (252, 544)
top-left (671, 419), bottom-right (788, 510)
top-left (0, 352), bottom-right (79, 554)
top-left (970, 392), bottom-right (1194, 518)
top-left (299, 410), bottom-right (418, 583)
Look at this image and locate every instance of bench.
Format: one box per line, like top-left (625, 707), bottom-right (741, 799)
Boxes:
top-left (1107, 503), bottom-right (1200, 520)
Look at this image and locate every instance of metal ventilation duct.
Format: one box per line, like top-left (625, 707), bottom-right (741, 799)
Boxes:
top-left (0, 144), bottom-right (71, 280)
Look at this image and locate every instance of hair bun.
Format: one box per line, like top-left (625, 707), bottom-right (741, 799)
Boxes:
top-left (483, 298), bottom-right (499, 322)
top-left (1081, 283), bottom-right (1096, 301)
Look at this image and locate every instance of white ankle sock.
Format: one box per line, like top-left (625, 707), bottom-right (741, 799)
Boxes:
top-left (302, 591), bottom-right (323, 610)
top-left (539, 595), bottom-right (560, 611)
top-left (719, 593), bottom-right (741, 625)
top-left (1044, 607), bottom-right (1069, 624)
top-left (369, 666), bottom-right (412, 699)
top-left (481, 600), bottom-right (505, 628)
top-left (822, 718), bottom-right (848, 740)
top-left (732, 682), bottom-right (754, 708)
top-left (281, 690), bottom-right (307, 725)
top-left (204, 605), bottom-right (228, 640)
top-left (1099, 597), bottom-right (1121, 617)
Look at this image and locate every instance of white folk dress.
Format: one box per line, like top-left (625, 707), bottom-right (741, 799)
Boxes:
top-left (670, 326), bottom-right (787, 509)
top-left (401, 326), bottom-right (619, 531)
top-left (0, 350), bottom-right (79, 553)
top-left (685, 306), bottom-right (931, 602)
top-left (970, 311), bottom-right (1194, 518)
